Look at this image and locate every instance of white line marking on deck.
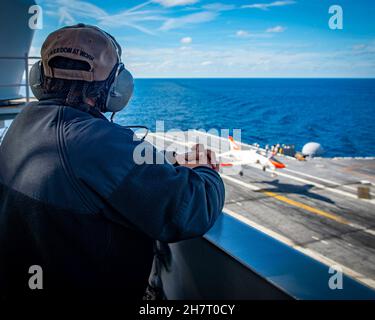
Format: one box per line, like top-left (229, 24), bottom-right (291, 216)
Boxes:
top-left (284, 167), bottom-right (357, 191)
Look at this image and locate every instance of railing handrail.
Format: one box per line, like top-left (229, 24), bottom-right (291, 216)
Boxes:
top-left (0, 53), bottom-right (41, 102)
top-left (0, 56), bottom-right (40, 59)
top-left (202, 212), bottom-right (375, 299)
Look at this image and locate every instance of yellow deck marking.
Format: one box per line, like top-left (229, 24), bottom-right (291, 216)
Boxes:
top-left (221, 174), bottom-right (348, 225)
top-left (261, 190), bottom-right (349, 224)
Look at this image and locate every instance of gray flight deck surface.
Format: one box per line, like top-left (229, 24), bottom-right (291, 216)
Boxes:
top-left (144, 129), bottom-right (375, 289)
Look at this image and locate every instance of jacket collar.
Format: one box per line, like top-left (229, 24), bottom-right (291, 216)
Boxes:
top-left (37, 99), bottom-right (108, 121)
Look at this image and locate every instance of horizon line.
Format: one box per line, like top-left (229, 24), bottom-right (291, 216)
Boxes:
top-left (133, 77), bottom-right (375, 79)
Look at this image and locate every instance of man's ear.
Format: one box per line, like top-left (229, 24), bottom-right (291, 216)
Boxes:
top-left (85, 97), bottom-right (96, 107)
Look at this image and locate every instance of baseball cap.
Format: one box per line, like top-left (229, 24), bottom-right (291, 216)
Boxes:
top-left (41, 24), bottom-right (119, 82)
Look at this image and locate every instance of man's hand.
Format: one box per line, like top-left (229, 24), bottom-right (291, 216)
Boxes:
top-left (175, 144), bottom-right (220, 171)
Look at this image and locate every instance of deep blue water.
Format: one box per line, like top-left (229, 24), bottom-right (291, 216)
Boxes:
top-left (115, 79), bottom-right (375, 157)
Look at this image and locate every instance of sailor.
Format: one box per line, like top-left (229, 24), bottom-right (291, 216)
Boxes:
top-left (0, 24), bottom-right (224, 300)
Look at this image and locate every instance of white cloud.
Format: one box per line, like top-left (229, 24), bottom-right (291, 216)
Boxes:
top-left (122, 43), bottom-right (375, 78)
top-left (45, 0), bottom-right (223, 35)
top-left (236, 30), bottom-right (249, 37)
top-left (28, 46), bottom-right (41, 57)
top-left (49, 0), bottom-right (108, 21)
top-left (180, 37), bottom-right (193, 44)
top-left (201, 60), bottom-right (213, 66)
top-left (160, 11), bottom-right (217, 31)
top-left (353, 44), bottom-right (366, 51)
top-left (266, 25), bottom-right (286, 33)
top-left (351, 42), bottom-right (375, 56)
top-left (202, 3), bottom-right (236, 11)
top-left (159, 2), bottom-right (234, 31)
top-left (242, 1), bottom-right (296, 10)
top-left (45, 0), bottom-right (165, 35)
top-left (235, 29), bottom-right (276, 39)
top-left (179, 46), bottom-right (191, 50)
top-left (153, 0), bottom-right (199, 7)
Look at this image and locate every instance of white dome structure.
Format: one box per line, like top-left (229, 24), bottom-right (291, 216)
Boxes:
top-left (302, 142), bottom-right (324, 157)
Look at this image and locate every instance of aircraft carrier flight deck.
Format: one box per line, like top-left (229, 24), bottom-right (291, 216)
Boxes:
top-left (146, 129), bottom-right (375, 290)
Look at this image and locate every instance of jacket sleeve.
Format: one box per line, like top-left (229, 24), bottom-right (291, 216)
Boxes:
top-left (65, 119), bottom-right (225, 243)
top-left (105, 149), bottom-right (225, 243)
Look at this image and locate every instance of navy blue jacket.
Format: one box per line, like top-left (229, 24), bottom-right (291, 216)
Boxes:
top-left (0, 101), bottom-right (225, 299)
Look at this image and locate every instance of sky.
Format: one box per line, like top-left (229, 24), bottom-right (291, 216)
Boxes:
top-left (31, 0), bottom-right (375, 78)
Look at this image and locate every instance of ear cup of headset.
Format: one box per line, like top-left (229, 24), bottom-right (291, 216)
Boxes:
top-left (106, 66), bottom-right (134, 113)
top-left (29, 61), bottom-right (44, 100)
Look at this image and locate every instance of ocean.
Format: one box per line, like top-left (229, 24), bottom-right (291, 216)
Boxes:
top-left (115, 78), bottom-right (375, 157)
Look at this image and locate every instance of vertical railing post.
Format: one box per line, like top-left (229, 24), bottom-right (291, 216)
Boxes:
top-left (24, 52), bottom-right (30, 102)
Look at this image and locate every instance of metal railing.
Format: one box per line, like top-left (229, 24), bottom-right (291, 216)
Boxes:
top-left (0, 53), bottom-right (40, 102)
top-left (161, 212), bottom-right (375, 299)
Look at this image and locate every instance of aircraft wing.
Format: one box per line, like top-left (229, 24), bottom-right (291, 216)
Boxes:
top-left (220, 160), bottom-right (255, 167)
top-left (218, 151), bottom-right (233, 157)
